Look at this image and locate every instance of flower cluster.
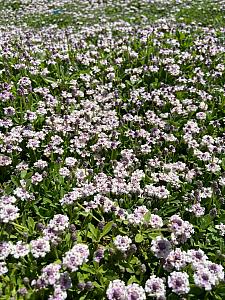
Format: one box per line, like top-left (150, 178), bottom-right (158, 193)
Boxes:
top-left (63, 244), bottom-right (89, 272)
top-left (106, 280), bottom-right (146, 300)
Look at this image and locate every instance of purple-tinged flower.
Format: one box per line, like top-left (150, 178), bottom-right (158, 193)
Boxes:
top-left (11, 241), bottom-right (29, 258)
top-left (65, 157), bottom-right (77, 167)
top-left (43, 226), bottom-right (58, 242)
top-left (0, 262), bottom-right (8, 275)
top-left (0, 241), bottom-right (12, 260)
top-left (187, 249), bottom-right (208, 268)
top-left (106, 279), bottom-right (127, 300)
top-left (59, 272), bottom-right (72, 290)
top-left (30, 238), bottom-right (50, 258)
top-left (59, 167), bottom-right (70, 177)
top-left (48, 214), bottom-right (69, 232)
top-left (0, 195), bottom-right (17, 205)
top-left (31, 172), bottom-right (43, 185)
top-left (194, 268), bottom-right (216, 290)
top-left (215, 223), bottom-right (225, 236)
top-left (18, 287), bottom-right (28, 296)
top-left (127, 206), bottom-right (148, 225)
top-left (164, 248), bottom-right (187, 271)
top-left (206, 261), bottom-right (224, 282)
top-left (34, 159), bottom-right (48, 169)
top-left (41, 263), bottom-right (61, 285)
top-left (48, 286), bottom-right (67, 300)
top-left (151, 236), bottom-right (172, 258)
top-left (63, 244), bottom-right (89, 272)
top-left (3, 106), bottom-right (15, 116)
top-left (0, 155), bottom-right (12, 166)
top-left (114, 235), bottom-right (132, 252)
top-left (168, 271), bottom-right (190, 295)
top-left (149, 214), bottom-right (163, 228)
top-left (145, 275), bottom-right (166, 299)
top-left (169, 215), bottom-right (194, 244)
top-left (168, 215), bottom-right (184, 232)
top-left (93, 247), bottom-right (105, 263)
top-left (188, 203), bottom-right (205, 217)
top-left (126, 283), bottom-right (146, 300)
top-left (0, 204), bottom-right (19, 223)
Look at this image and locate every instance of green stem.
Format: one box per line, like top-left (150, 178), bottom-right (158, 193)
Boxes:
top-left (11, 222), bottom-right (28, 231)
top-left (76, 202), bottom-right (101, 223)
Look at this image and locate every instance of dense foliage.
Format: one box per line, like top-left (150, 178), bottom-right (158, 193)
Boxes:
top-left (0, 0), bottom-right (225, 299)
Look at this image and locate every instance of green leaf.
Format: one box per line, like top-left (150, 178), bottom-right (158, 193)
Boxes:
top-left (126, 267), bottom-right (134, 274)
top-left (200, 215), bottom-right (212, 229)
top-left (189, 286), bottom-right (204, 296)
top-left (11, 176), bottom-right (18, 186)
top-left (143, 211), bottom-right (151, 222)
top-left (54, 259), bottom-right (62, 264)
top-left (76, 272), bottom-right (84, 282)
top-left (81, 264), bottom-right (95, 274)
top-left (92, 281), bottom-right (102, 289)
top-left (149, 232), bottom-right (161, 239)
top-left (130, 256), bottom-right (139, 265)
top-left (216, 284), bottom-right (225, 295)
top-left (20, 170), bottom-right (27, 179)
top-left (43, 77), bottom-right (56, 83)
top-left (100, 221), bottom-right (114, 239)
top-left (135, 233), bottom-right (144, 243)
top-left (88, 223), bottom-right (99, 241)
top-left (127, 275), bottom-right (139, 285)
top-left (218, 213), bottom-right (225, 223)
top-left (221, 158), bottom-right (225, 170)
top-left (167, 294), bottom-right (179, 300)
top-left (27, 217), bottom-right (35, 233)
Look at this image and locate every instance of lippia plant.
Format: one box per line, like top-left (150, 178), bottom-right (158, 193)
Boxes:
top-left (0, 0), bottom-right (225, 299)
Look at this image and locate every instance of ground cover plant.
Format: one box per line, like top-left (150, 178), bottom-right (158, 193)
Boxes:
top-left (0, 0), bottom-right (225, 299)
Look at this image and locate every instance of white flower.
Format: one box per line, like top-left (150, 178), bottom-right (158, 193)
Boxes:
top-left (11, 241), bottom-right (29, 259)
top-left (0, 204), bottom-right (19, 223)
top-left (30, 238), bottom-right (50, 258)
top-left (114, 235), bottom-right (132, 252)
top-left (168, 271), bottom-right (190, 295)
top-left (63, 244), bottom-right (89, 272)
top-left (0, 262), bottom-right (8, 275)
top-left (106, 280), bottom-right (127, 300)
top-left (150, 214), bottom-right (163, 228)
top-left (126, 283), bottom-right (146, 300)
top-left (145, 275), bottom-right (166, 298)
top-left (215, 223), bottom-right (225, 236)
